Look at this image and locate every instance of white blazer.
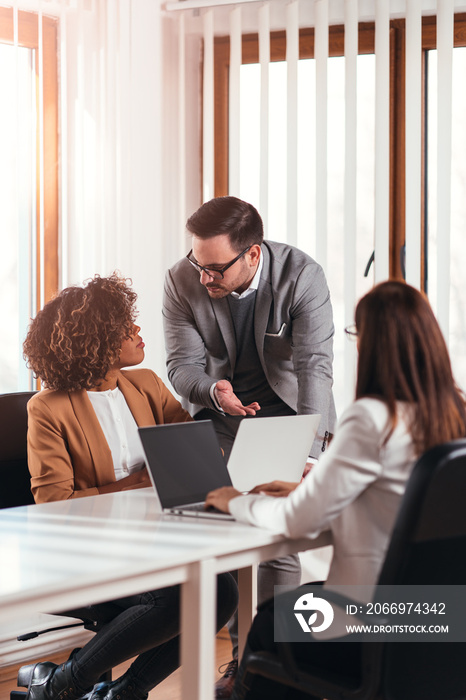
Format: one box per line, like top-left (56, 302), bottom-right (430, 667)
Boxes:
top-left (229, 398), bottom-right (416, 587)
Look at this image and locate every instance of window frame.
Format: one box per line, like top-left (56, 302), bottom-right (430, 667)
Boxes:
top-left (0, 7), bottom-right (59, 308)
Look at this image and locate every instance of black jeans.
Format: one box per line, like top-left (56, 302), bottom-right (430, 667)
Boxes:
top-left (67, 572), bottom-right (238, 695)
top-left (231, 588), bottom-right (361, 700)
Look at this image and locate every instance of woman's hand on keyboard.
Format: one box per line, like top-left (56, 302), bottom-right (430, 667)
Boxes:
top-left (248, 480), bottom-right (299, 498)
top-left (205, 486), bottom-right (242, 513)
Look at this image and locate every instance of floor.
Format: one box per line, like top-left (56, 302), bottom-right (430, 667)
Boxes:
top-left (0, 629), bottom-right (232, 699)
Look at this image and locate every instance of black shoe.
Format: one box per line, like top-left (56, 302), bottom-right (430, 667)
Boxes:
top-left (17, 660), bottom-right (86, 700)
top-left (215, 659), bottom-right (238, 699)
top-left (85, 674), bottom-right (148, 700)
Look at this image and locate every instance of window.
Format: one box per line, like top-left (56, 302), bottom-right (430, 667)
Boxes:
top-left (424, 17), bottom-right (466, 390)
top-left (212, 14), bottom-right (466, 407)
top-left (0, 8), bottom-right (58, 392)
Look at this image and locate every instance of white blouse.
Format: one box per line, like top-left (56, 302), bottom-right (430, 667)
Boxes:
top-left (87, 387), bottom-right (146, 481)
top-left (229, 398), bottom-right (417, 587)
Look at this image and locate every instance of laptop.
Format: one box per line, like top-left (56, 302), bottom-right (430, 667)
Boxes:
top-left (139, 420), bottom-right (235, 520)
top-left (227, 413), bottom-right (321, 492)
top-left (138, 414), bottom-right (321, 521)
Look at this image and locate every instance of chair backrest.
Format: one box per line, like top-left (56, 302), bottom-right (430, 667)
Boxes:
top-left (378, 438), bottom-right (466, 587)
top-left (377, 439), bottom-right (466, 700)
top-left (0, 391), bottom-right (36, 509)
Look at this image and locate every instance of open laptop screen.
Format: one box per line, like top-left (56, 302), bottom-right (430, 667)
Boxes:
top-left (138, 421), bottom-right (232, 509)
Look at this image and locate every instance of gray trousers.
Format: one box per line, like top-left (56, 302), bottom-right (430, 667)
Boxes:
top-left (195, 408), bottom-right (302, 658)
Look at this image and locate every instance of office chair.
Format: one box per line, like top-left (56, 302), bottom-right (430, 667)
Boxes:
top-left (0, 391), bottom-right (36, 509)
top-left (0, 392), bottom-right (112, 698)
top-left (240, 438), bottom-right (466, 700)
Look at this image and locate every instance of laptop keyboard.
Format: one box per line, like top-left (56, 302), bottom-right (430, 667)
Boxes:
top-left (177, 503), bottom-right (225, 514)
top-left (183, 503), bottom-right (206, 512)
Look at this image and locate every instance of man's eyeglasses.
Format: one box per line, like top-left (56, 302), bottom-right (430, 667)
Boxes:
top-left (186, 246), bottom-right (252, 280)
top-left (344, 324), bottom-right (358, 340)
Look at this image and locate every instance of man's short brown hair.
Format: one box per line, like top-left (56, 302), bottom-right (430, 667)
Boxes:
top-left (186, 196), bottom-right (264, 252)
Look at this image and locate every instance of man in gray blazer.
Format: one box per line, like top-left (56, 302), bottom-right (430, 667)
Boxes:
top-left (163, 195), bottom-right (336, 696)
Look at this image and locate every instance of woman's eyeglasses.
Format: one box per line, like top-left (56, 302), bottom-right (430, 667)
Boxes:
top-left (344, 324), bottom-right (358, 340)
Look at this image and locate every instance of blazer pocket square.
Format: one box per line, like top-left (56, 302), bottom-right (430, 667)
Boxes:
top-left (265, 322), bottom-right (287, 337)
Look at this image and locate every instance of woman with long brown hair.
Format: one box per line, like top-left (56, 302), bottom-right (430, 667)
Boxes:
top-left (207, 280), bottom-right (466, 700)
top-left (19, 274), bottom-right (238, 700)
top-left (354, 280), bottom-right (466, 454)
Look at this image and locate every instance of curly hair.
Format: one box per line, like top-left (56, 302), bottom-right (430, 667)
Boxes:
top-left (23, 273), bottom-right (138, 391)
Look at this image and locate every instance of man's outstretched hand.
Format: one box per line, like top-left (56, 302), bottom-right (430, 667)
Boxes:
top-left (214, 379), bottom-right (261, 416)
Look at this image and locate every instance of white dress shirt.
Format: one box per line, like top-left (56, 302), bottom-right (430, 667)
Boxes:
top-left (229, 251), bottom-right (264, 299)
top-left (87, 387), bottom-right (145, 481)
top-left (229, 398), bottom-right (416, 587)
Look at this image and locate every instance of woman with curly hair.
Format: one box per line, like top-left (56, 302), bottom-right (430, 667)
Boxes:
top-left (19, 274), bottom-right (238, 700)
top-left (23, 273), bottom-right (192, 502)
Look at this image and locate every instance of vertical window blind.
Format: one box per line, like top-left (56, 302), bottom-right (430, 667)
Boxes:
top-left (374, 0), bottom-right (390, 283)
top-left (229, 5), bottom-right (241, 194)
top-left (286, 0), bottom-right (298, 249)
top-left (258, 3), bottom-right (270, 234)
top-left (405, 0), bottom-right (422, 289)
top-left (314, 0), bottom-right (328, 267)
top-left (436, 0), bottom-right (454, 341)
top-left (203, 9), bottom-right (215, 202)
top-left (344, 0), bottom-right (358, 403)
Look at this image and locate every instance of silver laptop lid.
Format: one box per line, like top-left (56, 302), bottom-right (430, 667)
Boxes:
top-left (227, 414), bottom-right (321, 492)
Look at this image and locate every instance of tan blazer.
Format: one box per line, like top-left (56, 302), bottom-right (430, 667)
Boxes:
top-left (27, 369), bottom-right (192, 503)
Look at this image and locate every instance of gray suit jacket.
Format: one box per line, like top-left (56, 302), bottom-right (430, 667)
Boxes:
top-left (163, 240), bottom-right (336, 457)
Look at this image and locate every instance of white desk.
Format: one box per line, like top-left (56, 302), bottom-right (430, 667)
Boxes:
top-left (0, 489), bottom-right (331, 699)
